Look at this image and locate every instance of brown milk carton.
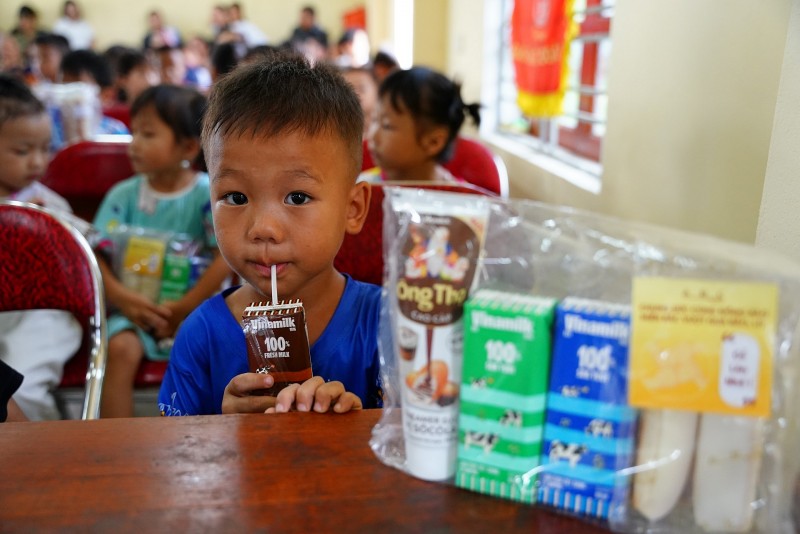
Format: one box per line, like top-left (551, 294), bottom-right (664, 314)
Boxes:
top-left (243, 300), bottom-right (312, 396)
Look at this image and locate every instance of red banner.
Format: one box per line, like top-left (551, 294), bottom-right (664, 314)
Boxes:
top-left (343, 6), bottom-right (367, 30)
top-left (511, 0), bottom-right (575, 118)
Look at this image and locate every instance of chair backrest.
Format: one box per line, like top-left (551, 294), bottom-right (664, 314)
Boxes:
top-left (40, 139), bottom-right (134, 222)
top-left (444, 137), bottom-right (509, 197)
top-left (0, 201), bottom-right (107, 419)
top-left (360, 137), bottom-right (509, 197)
top-left (102, 104), bottom-right (132, 130)
top-left (334, 182), bottom-right (493, 286)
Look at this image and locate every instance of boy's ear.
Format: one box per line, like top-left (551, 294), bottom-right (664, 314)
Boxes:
top-left (344, 181), bottom-right (371, 235)
top-left (421, 126), bottom-right (448, 157)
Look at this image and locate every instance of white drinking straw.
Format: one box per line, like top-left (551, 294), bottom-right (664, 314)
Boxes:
top-left (271, 264), bottom-right (278, 304)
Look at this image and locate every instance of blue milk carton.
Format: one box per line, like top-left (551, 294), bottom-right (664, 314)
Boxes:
top-left (538, 297), bottom-right (637, 521)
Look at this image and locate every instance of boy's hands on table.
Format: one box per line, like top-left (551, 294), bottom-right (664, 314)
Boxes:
top-left (270, 376), bottom-right (362, 414)
top-left (221, 374), bottom-right (362, 415)
top-left (222, 372), bottom-right (277, 414)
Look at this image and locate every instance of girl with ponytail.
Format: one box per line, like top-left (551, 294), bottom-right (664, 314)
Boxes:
top-left (359, 66), bottom-right (481, 184)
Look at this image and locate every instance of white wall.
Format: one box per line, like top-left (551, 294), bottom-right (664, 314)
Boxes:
top-left (757, 0), bottom-right (800, 261)
top-left (448, 0), bottom-right (792, 243)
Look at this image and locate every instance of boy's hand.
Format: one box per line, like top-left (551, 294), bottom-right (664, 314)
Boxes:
top-left (117, 291), bottom-right (172, 333)
top-left (221, 372), bottom-right (277, 414)
top-left (267, 376), bottom-right (363, 414)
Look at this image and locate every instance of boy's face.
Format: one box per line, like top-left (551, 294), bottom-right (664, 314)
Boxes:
top-left (0, 113), bottom-right (51, 197)
top-left (207, 129), bottom-right (366, 303)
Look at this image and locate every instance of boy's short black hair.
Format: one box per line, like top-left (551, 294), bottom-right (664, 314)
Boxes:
top-left (202, 51), bottom-right (363, 177)
top-left (61, 49), bottom-right (114, 88)
top-left (0, 74), bottom-right (46, 129)
top-left (132, 84), bottom-right (207, 170)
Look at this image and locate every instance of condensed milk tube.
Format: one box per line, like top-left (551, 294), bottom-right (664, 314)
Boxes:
top-left (389, 188), bottom-right (489, 481)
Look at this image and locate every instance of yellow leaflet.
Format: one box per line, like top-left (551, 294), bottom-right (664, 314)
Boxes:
top-left (629, 277), bottom-right (776, 417)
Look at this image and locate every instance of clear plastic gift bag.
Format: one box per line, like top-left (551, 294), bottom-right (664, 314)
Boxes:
top-left (32, 82), bottom-right (101, 148)
top-left (370, 187), bottom-right (800, 534)
top-left (108, 225), bottom-right (204, 304)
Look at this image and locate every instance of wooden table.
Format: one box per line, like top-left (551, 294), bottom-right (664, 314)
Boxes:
top-left (0, 410), bottom-right (610, 532)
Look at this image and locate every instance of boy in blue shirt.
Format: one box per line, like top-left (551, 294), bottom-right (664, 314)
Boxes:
top-left (158, 52), bottom-right (380, 416)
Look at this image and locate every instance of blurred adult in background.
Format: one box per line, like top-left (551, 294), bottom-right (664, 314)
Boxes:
top-left (30, 33), bottom-right (70, 83)
top-left (0, 32), bottom-right (29, 80)
top-left (52, 1), bottom-right (95, 51)
top-left (289, 6), bottom-right (329, 49)
top-left (334, 28), bottom-right (370, 68)
top-left (143, 10), bottom-right (183, 51)
top-left (210, 5), bottom-right (233, 42)
top-left (11, 5), bottom-right (46, 71)
top-left (228, 2), bottom-right (269, 48)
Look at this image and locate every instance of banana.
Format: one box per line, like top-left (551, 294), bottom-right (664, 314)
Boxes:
top-left (692, 414), bottom-right (763, 532)
top-left (633, 409), bottom-right (699, 521)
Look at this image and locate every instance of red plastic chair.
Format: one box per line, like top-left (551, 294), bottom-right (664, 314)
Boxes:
top-left (361, 137), bottom-right (509, 197)
top-left (0, 201), bottom-right (108, 419)
top-left (39, 139), bottom-right (169, 401)
top-left (334, 182), bottom-right (493, 286)
top-left (446, 137), bottom-right (509, 198)
top-left (40, 139), bottom-right (134, 222)
top-left (102, 104), bottom-right (132, 130)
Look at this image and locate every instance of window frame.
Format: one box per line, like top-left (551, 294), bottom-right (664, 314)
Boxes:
top-left (480, 0), bottom-right (614, 192)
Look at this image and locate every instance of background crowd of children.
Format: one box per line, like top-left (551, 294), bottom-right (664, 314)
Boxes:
top-left (0, 1), bottom-right (486, 421)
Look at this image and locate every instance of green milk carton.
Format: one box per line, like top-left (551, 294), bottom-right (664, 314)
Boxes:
top-left (456, 289), bottom-right (557, 503)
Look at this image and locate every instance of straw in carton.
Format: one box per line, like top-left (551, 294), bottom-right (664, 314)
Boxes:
top-left (242, 265), bottom-right (313, 395)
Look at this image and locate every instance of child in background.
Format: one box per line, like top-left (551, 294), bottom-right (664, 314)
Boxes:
top-left (115, 50), bottom-right (159, 104)
top-left (341, 66), bottom-right (378, 139)
top-left (359, 66), bottom-right (481, 184)
top-left (158, 52), bottom-right (380, 417)
top-left (60, 49), bottom-right (128, 116)
top-left (0, 74), bottom-right (83, 420)
top-left (371, 50), bottom-right (399, 84)
top-left (31, 33), bottom-right (71, 84)
top-left (93, 84), bottom-right (231, 418)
